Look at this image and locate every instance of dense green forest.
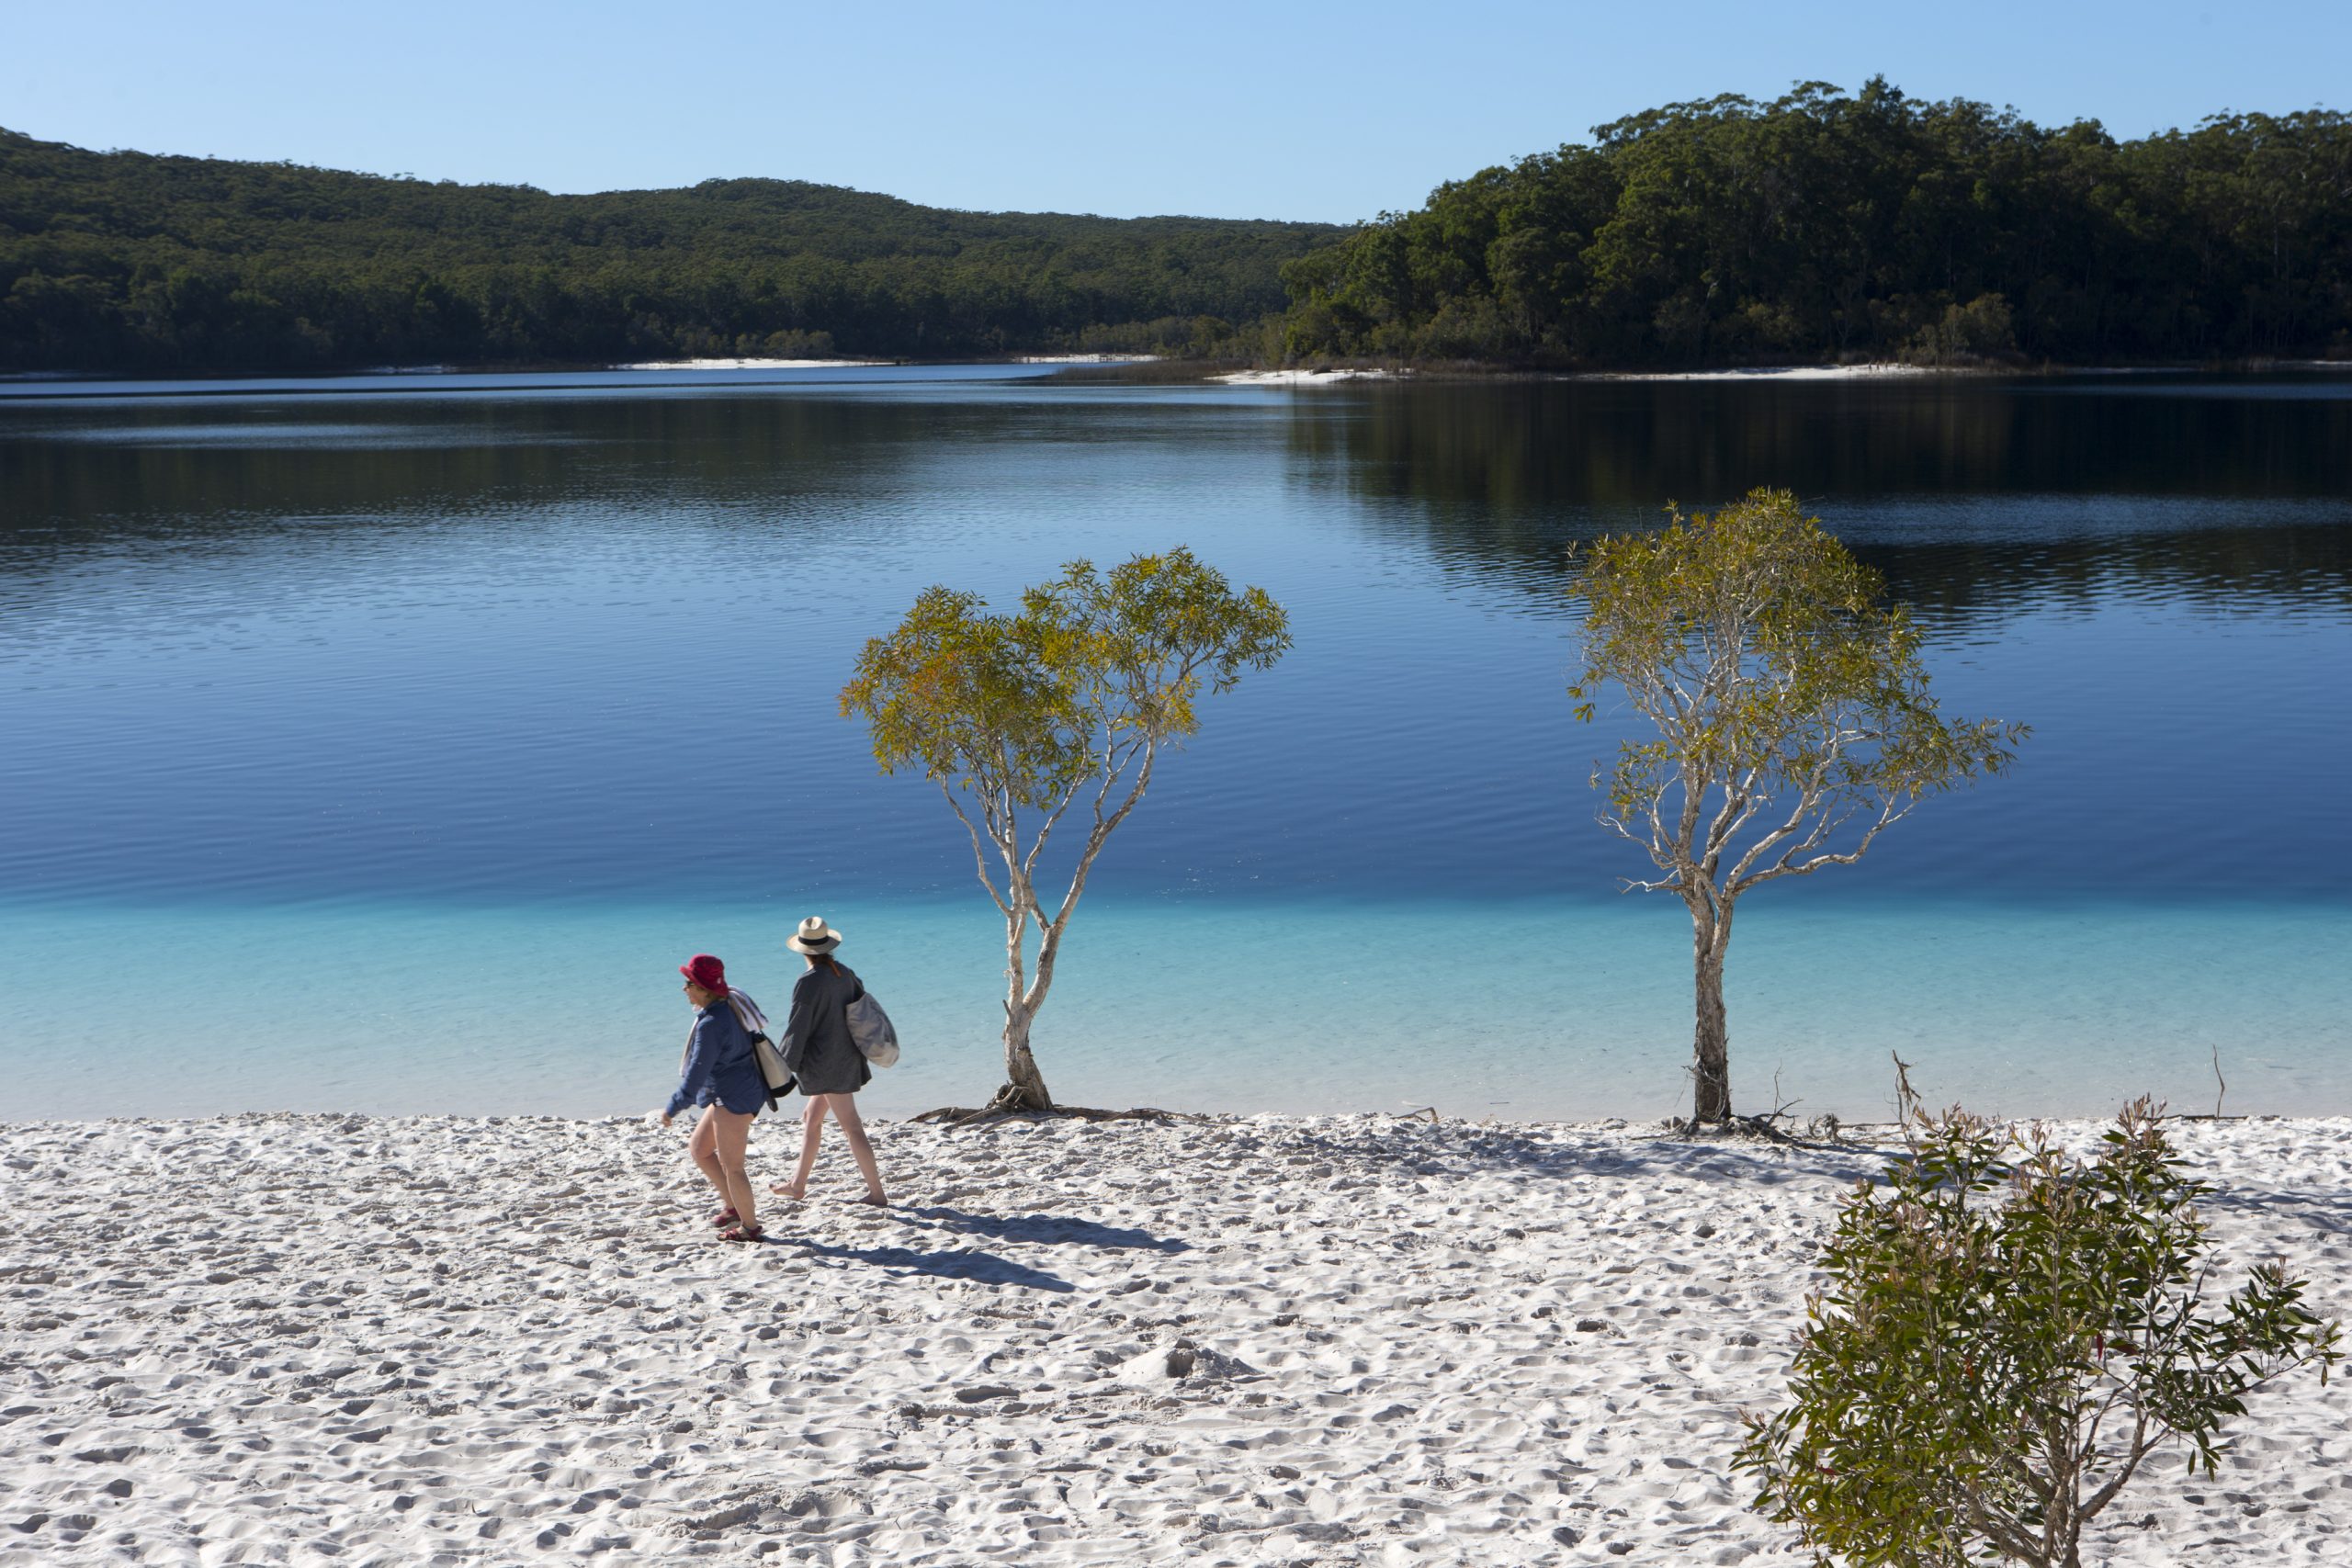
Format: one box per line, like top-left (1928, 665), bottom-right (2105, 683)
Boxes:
top-left (7, 80), bottom-right (2348, 374)
top-left (0, 129), bottom-right (1339, 371)
top-left (1277, 79), bottom-right (2352, 367)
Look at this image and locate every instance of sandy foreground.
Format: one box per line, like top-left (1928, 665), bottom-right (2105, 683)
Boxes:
top-left (2, 1113), bottom-right (2346, 1565)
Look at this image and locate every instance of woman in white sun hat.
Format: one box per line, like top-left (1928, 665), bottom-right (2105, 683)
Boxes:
top-left (770, 916), bottom-right (888, 1207)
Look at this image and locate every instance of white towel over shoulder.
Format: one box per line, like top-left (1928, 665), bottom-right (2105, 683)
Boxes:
top-left (725, 991), bottom-right (770, 1037)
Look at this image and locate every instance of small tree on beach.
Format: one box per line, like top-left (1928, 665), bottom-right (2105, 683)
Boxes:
top-left (1568, 489), bottom-right (2023, 1124)
top-left (842, 548), bottom-right (1290, 1115)
top-left (1737, 1084), bottom-right (2341, 1568)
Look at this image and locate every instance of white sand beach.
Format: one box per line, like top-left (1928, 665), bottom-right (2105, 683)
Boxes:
top-left (1580, 365), bottom-right (1937, 382)
top-left (1215, 368), bottom-right (1402, 386)
top-left (3, 1113), bottom-right (2345, 1564)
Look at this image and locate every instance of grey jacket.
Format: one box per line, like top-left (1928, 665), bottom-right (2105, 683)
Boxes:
top-left (780, 960), bottom-right (870, 1096)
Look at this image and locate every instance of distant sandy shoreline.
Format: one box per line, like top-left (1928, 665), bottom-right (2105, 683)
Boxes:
top-left (1584, 362), bottom-right (1938, 381)
top-left (4, 1111), bottom-right (2340, 1563)
top-left (1222, 362), bottom-right (1957, 387)
top-left (1214, 358), bottom-right (2352, 387)
top-left (1215, 367), bottom-right (1402, 385)
top-left (609, 354), bottom-right (1161, 370)
top-left (1204, 364), bottom-right (1956, 388)
top-left (5, 357), bottom-right (2341, 389)
top-left (610, 357), bottom-right (895, 371)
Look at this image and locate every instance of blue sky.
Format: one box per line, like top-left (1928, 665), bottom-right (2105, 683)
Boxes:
top-left (8, 0), bottom-right (2346, 222)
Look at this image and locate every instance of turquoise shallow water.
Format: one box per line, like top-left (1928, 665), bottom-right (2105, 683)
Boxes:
top-left (2, 366), bottom-right (2348, 1118)
top-left (5, 894), bottom-right (2345, 1122)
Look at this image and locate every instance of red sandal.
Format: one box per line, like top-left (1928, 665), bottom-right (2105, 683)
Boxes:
top-left (718, 1223), bottom-right (765, 1243)
top-left (709, 1206), bottom-right (740, 1227)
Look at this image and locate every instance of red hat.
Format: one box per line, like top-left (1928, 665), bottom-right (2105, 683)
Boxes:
top-left (680, 954), bottom-right (729, 996)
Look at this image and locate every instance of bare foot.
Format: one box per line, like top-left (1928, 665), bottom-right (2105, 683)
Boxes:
top-left (768, 1181), bottom-right (807, 1201)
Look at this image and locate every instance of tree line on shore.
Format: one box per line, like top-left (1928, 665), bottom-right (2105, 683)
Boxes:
top-left (5, 78), bottom-right (2346, 374)
top-left (1277, 78), bottom-right (2352, 367)
top-left (0, 127), bottom-right (1334, 371)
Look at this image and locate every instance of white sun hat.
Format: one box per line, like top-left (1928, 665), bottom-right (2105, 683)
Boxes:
top-left (786, 916), bottom-right (842, 954)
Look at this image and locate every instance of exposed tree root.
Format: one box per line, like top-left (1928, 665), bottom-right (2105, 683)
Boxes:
top-left (910, 1087), bottom-right (1183, 1130)
top-left (1667, 1106), bottom-right (1842, 1149)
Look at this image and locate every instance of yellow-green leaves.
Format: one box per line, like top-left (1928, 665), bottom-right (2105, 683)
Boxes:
top-left (1569, 487), bottom-right (2025, 888)
top-left (840, 584), bottom-right (1086, 809)
top-left (1020, 549), bottom-right (1292, 756)
top-left (842, 549), bottom-right (1291, 806)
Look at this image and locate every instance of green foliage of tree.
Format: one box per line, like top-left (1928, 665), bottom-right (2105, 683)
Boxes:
top-left (0, 128), bottom-right (1340, 371)
top-left (842, 550), bottom-right (1290, 1113)
top-left (1568, 490), bottom-right (2023, 1122)
top-left (1278, 79), bottom-right (2352, 367)
top-left (1738, 1083), bottom-right (2342, 1567)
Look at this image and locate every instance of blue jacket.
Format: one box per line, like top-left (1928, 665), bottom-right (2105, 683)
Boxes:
top-left (667, 999), bottom-right (766, 1118)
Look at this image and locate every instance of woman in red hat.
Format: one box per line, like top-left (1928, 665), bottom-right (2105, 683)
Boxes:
top-left (661, 953), bottom-right (766, 1242)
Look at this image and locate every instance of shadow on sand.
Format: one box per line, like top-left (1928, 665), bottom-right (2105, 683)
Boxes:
top-left (791, 1236), bottom-right (1079, 1293)
top-left (897, 1206), bottom-right (1190, 1254)
top-left (780, 1208), bottom-right (1188, 1293)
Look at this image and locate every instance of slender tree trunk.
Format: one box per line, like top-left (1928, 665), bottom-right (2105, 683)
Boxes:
top-left (1000, 1002), bottom-right (1054, 1111)
top-left (994, 904), bottom-right (1055, 1112)
top-left (1690, 905), bottom-right (1733, 1122)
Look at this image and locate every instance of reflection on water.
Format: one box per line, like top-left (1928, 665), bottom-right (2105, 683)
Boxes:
top-left (1, 368), bottom-right (2347, 900)
top-left (1289, 376), bottom-right (2352, 618)
top-left (0, 394), bottom-right (929, 536)
top-left (41, 422), bottom-right (584, 449)
top-left (0, 367), bottom-right (2346, 1115)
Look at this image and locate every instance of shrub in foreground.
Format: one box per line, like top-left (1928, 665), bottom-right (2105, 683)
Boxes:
top-left (1737, 1089), bottom-right (2340, 1567)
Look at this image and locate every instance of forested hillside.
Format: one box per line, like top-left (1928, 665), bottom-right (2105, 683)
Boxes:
top-left (0, 130), bottom-right (1340, 371)
top-left (1277, 80), bottom-right (2352, 367)
top-left (12, 83), bottom-right (2348, 376)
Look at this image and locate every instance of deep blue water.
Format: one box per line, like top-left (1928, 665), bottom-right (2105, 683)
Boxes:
top-left (2, 365), bottom-right (2347, 1119)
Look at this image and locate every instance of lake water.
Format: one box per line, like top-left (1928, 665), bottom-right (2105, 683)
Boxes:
top-left (2, 365), bottom-right (2347, 1122)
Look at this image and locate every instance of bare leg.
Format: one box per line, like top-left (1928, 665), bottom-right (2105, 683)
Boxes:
top-left (687, 1108), bottom-right (732, 1207)
top-left (826, 1094), bottom-right (888, 1205)
top-left (710, 1108), bottom-right (759, 1232)
top-left (771, 1098), bottom-right (828, 1198)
